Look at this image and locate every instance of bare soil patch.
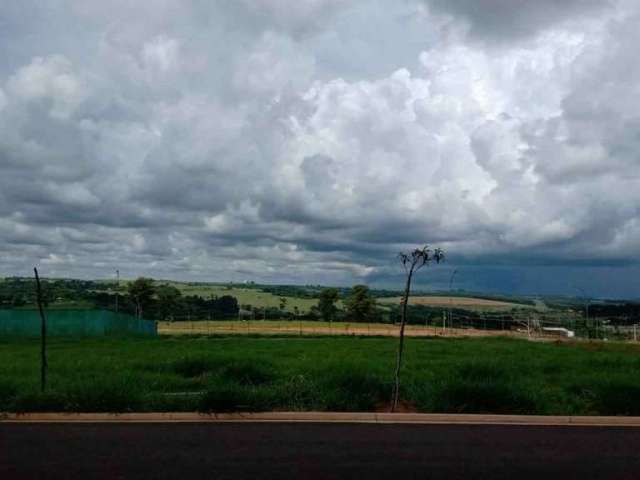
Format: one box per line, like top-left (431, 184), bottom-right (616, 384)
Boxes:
top-left (378, 295), bottom-right (529, 310)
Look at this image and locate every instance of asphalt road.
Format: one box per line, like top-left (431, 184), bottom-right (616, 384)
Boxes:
top-left (2, 422), bottom-right (640, 479)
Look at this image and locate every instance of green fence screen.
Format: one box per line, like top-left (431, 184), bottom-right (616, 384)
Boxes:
top-left (0, 310), bottom-right (157, 337)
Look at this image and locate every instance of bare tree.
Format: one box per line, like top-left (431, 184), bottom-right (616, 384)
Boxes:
top-left (391, 246), bottom-right (444, 412)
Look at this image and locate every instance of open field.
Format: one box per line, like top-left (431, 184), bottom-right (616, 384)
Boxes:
top-left (378, 295), bottom-right (532, 310)
top-left (93, 280), bottom-right (319, 312)
top-left (113, 281), bottom-right (533, 313)
top-left (159, 283), bottom-right (318, 313)
top-left (173, 288), bottom-right (531, 313)
top-left (1, 336), bottom-right (639, 415)
top-left (158, 320), bottom-right (534, 338)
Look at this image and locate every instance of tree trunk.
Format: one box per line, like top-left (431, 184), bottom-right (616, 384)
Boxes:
top-left (392, 268), bottom-right (413, 412)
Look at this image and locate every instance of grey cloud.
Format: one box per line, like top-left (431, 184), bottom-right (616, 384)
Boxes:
top-left (237, 0), bottom-right (350, 38)
top-left (0, 0), bottom-right (639, 297)
top-left (424, 0), bottom-right (612, 41)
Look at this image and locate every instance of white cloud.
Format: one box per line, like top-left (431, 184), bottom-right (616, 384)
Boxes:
top-left (234, 32), bottom-right (315, 96)
top-left (141, 35), bottom-right (180, 72)
top-left (6, 55), bottom-right (87, 118)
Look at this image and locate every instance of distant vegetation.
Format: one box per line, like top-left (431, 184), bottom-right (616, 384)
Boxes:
top-left (1, 277), bottom-right (638, 329)
top-left (0, 277), bottom-right (239, 320)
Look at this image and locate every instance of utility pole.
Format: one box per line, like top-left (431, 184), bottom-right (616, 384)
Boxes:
top-left (448, 269), bottom-right (458, 334)
top-left (584, 294), bottom-right (591, 338)
top-left (574, 286), bottom-right (591, 339)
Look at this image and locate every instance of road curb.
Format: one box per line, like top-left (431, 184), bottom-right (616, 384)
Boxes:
top-left (3, 412), bottom-right (640, 426)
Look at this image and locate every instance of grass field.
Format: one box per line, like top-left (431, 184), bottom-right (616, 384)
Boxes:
top-left (1, 335), bottom-right (639, 415)
top-left (159, 282), bottom-right (318, 313)
top-left (378, 295), bottom-right (532, 311)
top-left (144, 282), bottom-right (533, 313)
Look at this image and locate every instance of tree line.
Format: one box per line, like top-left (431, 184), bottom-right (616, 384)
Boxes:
top-left (0, 277), bottom-right (383, 323)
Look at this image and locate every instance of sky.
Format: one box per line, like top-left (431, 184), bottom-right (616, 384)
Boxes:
top-left (0, 0), bottom-right (639, 298)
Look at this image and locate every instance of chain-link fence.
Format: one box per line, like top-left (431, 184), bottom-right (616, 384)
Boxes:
top-left (157, 316), bottom-right (640, 341)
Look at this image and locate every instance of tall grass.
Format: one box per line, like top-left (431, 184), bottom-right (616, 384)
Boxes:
top-left (0, 335), bottom-right (639, 414)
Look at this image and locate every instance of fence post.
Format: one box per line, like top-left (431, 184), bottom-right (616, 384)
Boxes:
top-left (442, 311), bottom-right (446, 336)
top-left (34, 268), bottom-right (47, 393)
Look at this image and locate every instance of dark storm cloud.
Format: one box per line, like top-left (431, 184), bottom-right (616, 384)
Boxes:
top-left (424, 0), bottom-right (611, 41)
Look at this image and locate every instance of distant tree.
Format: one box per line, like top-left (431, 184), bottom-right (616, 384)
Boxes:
top-left (279, 297), bottom-right (287, 311)
top-left (156, 285), bottom-right (182, 320)
top-left (318, 288), bottom-right (340, 322)
top-left (127, 277), bottom-right (156, 319)
top-left (391, 246), bottom-right (444, 412)
top-left (216, 295), bottom-right (240, 317)
top-left (346, 285), bottom-right (376, 322)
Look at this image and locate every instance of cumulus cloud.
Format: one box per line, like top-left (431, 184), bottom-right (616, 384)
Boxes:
top-left (6, 55), bottom-right (87, 119)
top-left (0, 0), bottom-right (639, 297)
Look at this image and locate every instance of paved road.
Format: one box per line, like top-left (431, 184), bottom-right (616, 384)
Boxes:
top-left (2, 422), bottom-right (639, 479)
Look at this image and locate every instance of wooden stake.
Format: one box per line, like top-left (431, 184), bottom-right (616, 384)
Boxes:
top-left (34, 268), bottom-right (47, 393)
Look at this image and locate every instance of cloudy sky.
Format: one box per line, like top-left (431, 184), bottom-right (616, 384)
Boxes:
top-left (1, 0), bottom-right (639, 297)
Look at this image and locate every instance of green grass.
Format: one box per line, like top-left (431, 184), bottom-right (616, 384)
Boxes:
top-left (1, 335), bottom-right (639, 414)
top-left (157, 282), bottom-right (318, 313)
top-left (88, 280), bottom-right (319, 313)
